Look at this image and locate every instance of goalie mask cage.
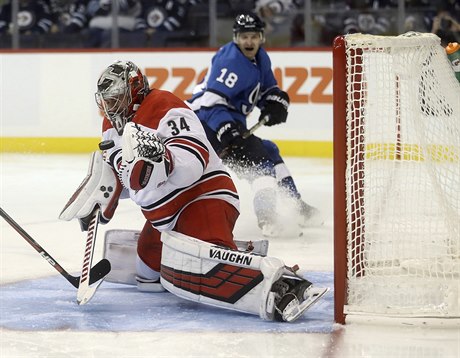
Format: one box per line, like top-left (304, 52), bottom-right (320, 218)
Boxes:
top-left (333, 33), bottom-right (460, 324)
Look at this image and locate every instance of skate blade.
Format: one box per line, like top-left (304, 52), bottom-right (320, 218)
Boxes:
top-left (282, 287), bottom-right (329, 322)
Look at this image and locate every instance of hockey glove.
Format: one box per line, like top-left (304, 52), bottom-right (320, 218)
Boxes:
top-left (216, 121), bottom-right (246, 152)
top-left (121, 122), bottom-right (172, 191)
top-left (259, 90), bottom-right (290, 126)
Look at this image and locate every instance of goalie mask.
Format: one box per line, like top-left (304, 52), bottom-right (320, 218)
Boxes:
top-left (95, 61), bottom-right (149, 135)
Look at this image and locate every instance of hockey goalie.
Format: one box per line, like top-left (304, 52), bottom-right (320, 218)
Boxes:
top-left (59, 60), bottom-right (328, 322)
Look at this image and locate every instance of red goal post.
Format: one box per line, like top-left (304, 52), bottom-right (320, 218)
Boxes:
top-left (332, 33), bottom-right (460, 325)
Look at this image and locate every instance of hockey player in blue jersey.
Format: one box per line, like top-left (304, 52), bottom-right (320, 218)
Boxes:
top-left (187, 12), bottom-right (322, 236)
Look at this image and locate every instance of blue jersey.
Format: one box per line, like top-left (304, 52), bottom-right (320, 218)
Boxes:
top-left (187, 42), bottom-right (279, 132)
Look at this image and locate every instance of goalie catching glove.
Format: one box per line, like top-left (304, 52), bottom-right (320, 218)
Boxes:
top-left (120, 122), bottom-right (173, 191)
top-left (59, 151), bottom-right (123, 231)
top-left (259, 90), bottom-right (289, 126)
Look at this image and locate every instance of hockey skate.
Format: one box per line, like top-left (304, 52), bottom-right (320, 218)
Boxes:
top-left (298, 200), bottom-right (324, 227)
top-left (271, 276), bottom-right (329, 322)
top-left (256, 208), bottom-right (280, 238)
top-left (253, 186), bottom-right (279, 237)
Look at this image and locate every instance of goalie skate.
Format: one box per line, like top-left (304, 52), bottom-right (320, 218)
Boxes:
top-left (273, 278), bottom-right (329, 322)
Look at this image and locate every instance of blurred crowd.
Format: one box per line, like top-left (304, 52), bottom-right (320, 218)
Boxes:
top-left (288, 0), bottom-right (460, 47)
top-left (0, 0), bottom-right (459, 48)
top-left (0, 0), bottom-right (208, 47)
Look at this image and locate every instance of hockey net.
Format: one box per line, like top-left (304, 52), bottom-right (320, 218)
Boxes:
top-left (333, 32), bottom-right (460, 324)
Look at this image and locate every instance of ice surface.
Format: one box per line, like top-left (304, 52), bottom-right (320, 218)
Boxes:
top-left (1, 154), bottom-right (458, 357)
top-left (0, 273), bottom-right (333, 332)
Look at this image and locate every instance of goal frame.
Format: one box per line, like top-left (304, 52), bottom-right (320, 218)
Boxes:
top-left (332, 35), bottom-right (348, 325)
top-left (332, 33), bottom-right (460, 325)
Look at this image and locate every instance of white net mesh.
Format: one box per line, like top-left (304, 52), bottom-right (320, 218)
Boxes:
top-left (343, 33), bottom-right (460, 317)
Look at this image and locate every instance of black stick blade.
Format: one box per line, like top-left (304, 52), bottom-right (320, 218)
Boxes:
top-left (89, 259), bottom-right (111, 285)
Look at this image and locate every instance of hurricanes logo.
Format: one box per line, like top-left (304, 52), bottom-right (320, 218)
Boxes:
top-left (99, 185), bottom-right (113, 199)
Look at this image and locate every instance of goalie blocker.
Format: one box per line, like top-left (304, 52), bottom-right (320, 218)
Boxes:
top-left (59, 150), bottom-right (123, 231)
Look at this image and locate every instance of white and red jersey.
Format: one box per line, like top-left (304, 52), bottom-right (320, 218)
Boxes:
top-left (101, 88), bottom-right (240, 232)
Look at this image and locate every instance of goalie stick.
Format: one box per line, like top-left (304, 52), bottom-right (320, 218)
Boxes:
top-left (74, 140), bottom-right (117, 304)
top-left (0, 207), bottom-right (111, 289)
top-left (76, 206), bottom-right (106, 305)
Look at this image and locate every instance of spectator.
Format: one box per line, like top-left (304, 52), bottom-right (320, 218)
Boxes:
top-left (138, 0), bottom-right (193, 32)
top-left (138, 0), bottom-right (203, 47)
top-left (84, 0), bottom-right (146, 48)
top-left (47, 0), bottom-right (89, 35)
top-left (403, 0), bottom-right (432, 33)
top-left (226, 0), bottom-right (301, 44)
top-left (224, 0), bottom-right (254, 16)
top-left (46, 0), bottom-right (78, 32)
top-left (291, 1), bottom-right (351, 46)
top-left (254, 0), bottom-right (300, 36)
top-left (38, 0), bottom-right (89, 48)
top-left (0, 0), bottom-right (53, 36)
top-left (254, 0), bottom-right (304, 44)
top-left (431, 1), bottom-right (460, 46)
top-left (343, 0), bottom-right (394, 36)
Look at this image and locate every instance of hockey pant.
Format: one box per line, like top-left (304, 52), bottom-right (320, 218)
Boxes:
top-left (138, 199), bottom-right (239, 273)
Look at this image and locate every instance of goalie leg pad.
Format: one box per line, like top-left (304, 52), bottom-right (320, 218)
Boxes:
top-left (103, 229), bottom-right (270, 274)
top-left (104, 228), bottom-right (269, 282)
top-left (103, 229), bottom-right (166, 291)
top-left (103, 229), bottom-right (139, 285)
top-left (103, 229), bottom-right (269, 286)
top-left (160, 231), bottom-right (286, 320)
